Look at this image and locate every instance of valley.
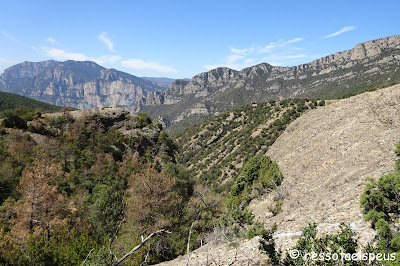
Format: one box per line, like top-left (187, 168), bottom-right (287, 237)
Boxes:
top-left (1, 34), bottom-right (400, 265)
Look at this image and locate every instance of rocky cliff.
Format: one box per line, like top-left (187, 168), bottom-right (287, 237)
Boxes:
top-left (0, 60), bottom-right (165, 111)
top-left (142, 35), bottom-right (400, 132)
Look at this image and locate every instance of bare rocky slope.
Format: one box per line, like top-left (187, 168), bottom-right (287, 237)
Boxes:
top-left (143, 35), bottom-right (400, 132)
top-left (158, 84), bottom-right (400, 265)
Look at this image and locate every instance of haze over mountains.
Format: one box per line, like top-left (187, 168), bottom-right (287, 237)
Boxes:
top-left (140, 77), bottom-right (190, 89)
top-left (1, 35), bottom-right (400, 131)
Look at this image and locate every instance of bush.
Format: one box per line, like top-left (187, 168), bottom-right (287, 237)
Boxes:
top-left (360, 140), bottom-right (400, 262)
top-left (136, 112), bottom-right (152, 128)
top-left (0, 110), bottom-right (27, 129)
top-left (226, 156), bottom-right (283, 225)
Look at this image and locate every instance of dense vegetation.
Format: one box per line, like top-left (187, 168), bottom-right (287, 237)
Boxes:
top-left (177, 98), bottom-right (324, 193)
top-left (0, 92), bottom-right (320, 265)
top-left (0, 110), bottom-right (197, 265)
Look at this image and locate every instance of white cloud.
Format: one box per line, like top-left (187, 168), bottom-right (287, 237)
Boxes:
top-left (93, 55), bottom-right (122, 65)
top-left (40, 47), bottom-right (176, 74)
top-left (205, 37), bottom-right (307, 70)
top-left (324, 26), bottom-right (356, 38)
top-left (0, 57), bottom-right (6, 62)
top-left (121, 59), bottom-right (177, 73)
top-left (42, 47), bottom-right (91, 61)
top-left (41, 47), bottom-right (123, 66)
top-left (98, 32), bottom-right (115, 52)
top-left (46, 37), bottom-right (56, 44)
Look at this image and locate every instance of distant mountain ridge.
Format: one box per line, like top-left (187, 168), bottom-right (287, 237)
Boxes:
top-left (0, 60), bottom-right (165, 111)
top-left (1, 35), bottom-right (400, 132)
top-left (141, 35), bottom-right (400, 132)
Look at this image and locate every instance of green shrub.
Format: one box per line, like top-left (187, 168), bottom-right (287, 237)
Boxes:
top-left (0, 110), bottom-right (27, 129)
top-left (136, 112), bottom-right (152, 128)
top-left (226, 156), bottom-right (282, 225)
top-left (359, 140), bottom-right (400, 262)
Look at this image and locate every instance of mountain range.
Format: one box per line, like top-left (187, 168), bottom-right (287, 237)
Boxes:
top-left (1, 35), bottom-right (400, 132)
top-left (142, 35), bottom-right (400, 131)
top-left (0, 60), bottom-right (165, 112)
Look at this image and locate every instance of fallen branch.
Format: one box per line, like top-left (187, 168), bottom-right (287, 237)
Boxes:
top-left (81, 248), bottom-right (94, 265)
top-left (111, 229), bottom-right (171, 266)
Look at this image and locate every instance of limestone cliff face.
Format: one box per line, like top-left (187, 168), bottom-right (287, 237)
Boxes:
top-left (142, 35), bottom-right (400, 131)
top-left (0, 60), bottom-right (165, 111)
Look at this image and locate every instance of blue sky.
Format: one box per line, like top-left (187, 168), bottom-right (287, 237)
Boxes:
top-left (0, 0), bottom-right (399, 79)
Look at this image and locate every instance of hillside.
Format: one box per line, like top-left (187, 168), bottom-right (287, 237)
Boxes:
top-left (142, 35), bottom-right (400, 132)
top-left (0, 91), bottom-right (62, 112)
top-left (177, 98), bottom-right (325, 193)
top-left (0, 107), bottom-right (197, 265)
top-left (158, 84), bottom-right (400, 265)
top-left (0, 60), bottom-right (165, 111)
top-left (251, 83), bottom-right (400, 248)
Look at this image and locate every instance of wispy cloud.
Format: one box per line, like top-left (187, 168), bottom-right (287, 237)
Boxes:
top-left (205, 37), bottom-right (307, 70)
top-left (98, 32), bottom-right (115, 52)
top-left (259, 38), bottom-right (304, 53)
top-left (121, 59), bottom-right (177, 73)
top-left (1, 31), bottom-right (19, 42)
top-left (46, 37), bottom-right (56, 44)
top-left (286, 37), bottom-right (304, 44)
top-left (230, 47), bottom-right (254, 55)
top-left (324, 26), bottom-right (356, 38)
